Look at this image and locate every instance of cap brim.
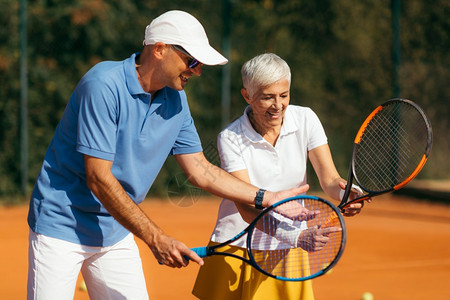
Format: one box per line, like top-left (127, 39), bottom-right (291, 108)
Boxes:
top-left (182, 45), bottom-right (228, 66)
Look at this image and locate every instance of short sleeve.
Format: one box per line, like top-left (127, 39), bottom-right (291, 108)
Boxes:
top-left (169, 91), bottom-right (202, 155)
top-left (305, 108), bottom-right (328, 151)
top-left (170, 112), bottom-right (202, 155)
top-left (75, 78), bottom-right (118, 161)
top-left (217, 129), bottom-right (247, 173)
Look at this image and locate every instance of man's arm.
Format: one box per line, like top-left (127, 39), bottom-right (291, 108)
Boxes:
top-left (224, 169), bottom-right (262, 224)
top-left (174, 152), bottom-right (309, 208)
top-left (84, 155), bottom-right (203, 267)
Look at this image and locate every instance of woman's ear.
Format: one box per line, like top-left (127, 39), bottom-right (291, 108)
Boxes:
top-left (241, 88), bottom-right (251, 104)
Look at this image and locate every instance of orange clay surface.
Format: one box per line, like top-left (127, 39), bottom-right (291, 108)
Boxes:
top-left (1, 193), bottom-right (450, 300)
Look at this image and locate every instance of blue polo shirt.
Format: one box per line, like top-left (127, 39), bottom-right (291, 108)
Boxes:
top-left (28, 53), bottom-right (202, 247)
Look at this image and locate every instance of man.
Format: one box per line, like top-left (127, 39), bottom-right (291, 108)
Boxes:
top-left (27, 10), bottom-right (308, 300)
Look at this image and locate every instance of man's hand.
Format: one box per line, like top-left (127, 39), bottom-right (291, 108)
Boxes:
top-left (267, 184), bottom-right (310, 207)
top-left (151, 233), bottom-right (204, 268)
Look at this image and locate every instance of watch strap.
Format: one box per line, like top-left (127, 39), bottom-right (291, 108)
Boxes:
top-left (254, 188), bottom-right (266, 210)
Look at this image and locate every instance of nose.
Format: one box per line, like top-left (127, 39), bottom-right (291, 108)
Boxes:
top-left (273, 97), bottom-right (283, 110)
top-left (190, 64), bottom-right (203, 76)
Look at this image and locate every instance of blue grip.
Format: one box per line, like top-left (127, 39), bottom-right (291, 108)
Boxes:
top-left (159, 246), bottom-right (207, 264)
top-left (190, 247), bottom-right (208, 258)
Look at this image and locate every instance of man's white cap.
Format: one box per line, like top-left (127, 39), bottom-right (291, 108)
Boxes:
top-left (143, 10), bottom-right (228, 66)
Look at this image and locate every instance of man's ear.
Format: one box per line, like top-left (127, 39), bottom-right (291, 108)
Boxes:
top-left (152, 42), bottom-right (169, 59)
top-left (241, 88), bottom-right (251, 104)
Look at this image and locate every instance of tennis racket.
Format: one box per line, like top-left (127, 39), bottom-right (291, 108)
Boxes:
top-left (338, 98), bottom-right (433, 211)
top-left (190, 195), bottom-right (346, 281)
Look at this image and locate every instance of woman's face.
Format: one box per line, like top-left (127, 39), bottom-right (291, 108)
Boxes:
top-left (242, 79), bottom-right (290, 132)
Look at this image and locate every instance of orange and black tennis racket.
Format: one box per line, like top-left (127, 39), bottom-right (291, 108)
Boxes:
top-left (338, 98), bottom-right (433, 211)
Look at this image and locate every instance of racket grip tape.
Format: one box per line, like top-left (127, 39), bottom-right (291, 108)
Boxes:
top-left (182, 247), bottom-right (208, 262)
top-left (190, 247), bottom-right (208, 257)
top-left (158, 246), bottom-right (208, 265)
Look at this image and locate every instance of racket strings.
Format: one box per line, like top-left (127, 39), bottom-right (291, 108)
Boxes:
top-left (354, 102), bottom-right (430, 191)
top-left (356, 132), bottom-right (416, 188)
top-left (249, 199), bottom-right (344, 280)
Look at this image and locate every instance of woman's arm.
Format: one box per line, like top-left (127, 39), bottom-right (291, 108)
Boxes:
top-left (308, 144), bottom-right (343, 200)
top-left (308, 144), bottom-right (364, 216)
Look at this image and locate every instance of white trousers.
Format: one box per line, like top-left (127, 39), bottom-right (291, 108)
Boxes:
top-left (27, 230), bottom-right (148, 300)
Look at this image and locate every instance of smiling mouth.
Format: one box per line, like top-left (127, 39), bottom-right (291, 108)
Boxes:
top-left (267, 111), bottom-right (282, 118)
top-left (180, 75), bottom-right (189, 82)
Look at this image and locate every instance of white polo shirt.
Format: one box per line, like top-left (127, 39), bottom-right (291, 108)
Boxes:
top-left (210, 105), bottom-right (328, 248)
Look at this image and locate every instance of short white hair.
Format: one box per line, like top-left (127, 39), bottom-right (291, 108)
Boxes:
top-left (241, 53), bottom-right (291, 97)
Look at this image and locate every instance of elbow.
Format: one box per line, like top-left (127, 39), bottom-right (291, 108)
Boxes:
top-left (185, 174), bottom-right (204, 189)
top-left (84, 155), bottom-right (113, 193)
top-left (85, 171), bottom-right (101, 194)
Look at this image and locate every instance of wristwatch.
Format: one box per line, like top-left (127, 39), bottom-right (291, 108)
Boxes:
top-left (254, 188), bottom-right (266, 210)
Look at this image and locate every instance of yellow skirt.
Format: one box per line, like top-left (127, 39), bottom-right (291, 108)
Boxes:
top-left (192, 242), bottom-right (315, 300)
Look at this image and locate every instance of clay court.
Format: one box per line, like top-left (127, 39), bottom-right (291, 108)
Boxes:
top-left (1, 191), bottom-right (450, 300)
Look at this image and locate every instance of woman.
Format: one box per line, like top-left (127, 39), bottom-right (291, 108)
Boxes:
top-left (192, 53), bottom-right (365, 300)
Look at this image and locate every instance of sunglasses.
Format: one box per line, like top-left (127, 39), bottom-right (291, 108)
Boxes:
top-left (172, 45), bottom-right (201, 69)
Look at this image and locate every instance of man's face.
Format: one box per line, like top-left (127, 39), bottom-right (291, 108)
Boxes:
top-left (164, 46), bottom-right (203, 91)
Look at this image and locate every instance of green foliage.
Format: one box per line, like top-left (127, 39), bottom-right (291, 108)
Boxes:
top-left (1, 0), bottom-right (448, 200)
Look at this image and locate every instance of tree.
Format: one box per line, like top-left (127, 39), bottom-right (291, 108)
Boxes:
top-left (0, 0), bottom-right (448, 199)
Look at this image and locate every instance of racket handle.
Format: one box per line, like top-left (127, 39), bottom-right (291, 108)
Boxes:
top-left (338, 184), bottom-right (364, 210)
top-left (158, 246), bottom-right (207, 265)
top-left (190, 247), bottom-right (208, 258)
top-left (182, 247), bottom-right (208, 263)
